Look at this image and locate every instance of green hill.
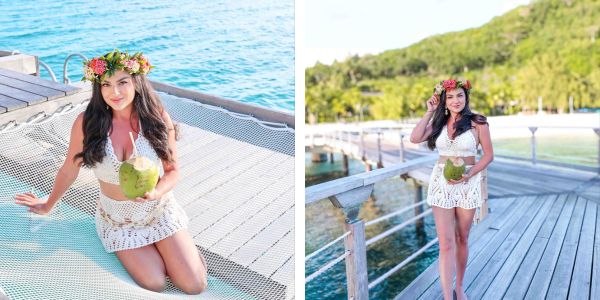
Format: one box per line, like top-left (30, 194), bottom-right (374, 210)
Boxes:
top-left (305, 0), bottom-right (600, 123)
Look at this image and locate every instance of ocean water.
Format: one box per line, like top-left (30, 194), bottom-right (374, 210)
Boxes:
top-left (0, 0), bottom-right (294, 113)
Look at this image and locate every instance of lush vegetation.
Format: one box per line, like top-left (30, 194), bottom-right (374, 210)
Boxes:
top-left (305, 0), bottom-right (600, 123)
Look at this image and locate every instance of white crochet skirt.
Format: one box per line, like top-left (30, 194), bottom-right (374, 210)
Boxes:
top-left (95, 190), bottom-right (189, 253)
top-left (426, 163), bottom-right (485, 210)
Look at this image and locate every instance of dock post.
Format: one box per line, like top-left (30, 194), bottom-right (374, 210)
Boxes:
top-left (360, 129), bottom-right (366, 160)
top-left (377, 131), bottom-right (383, 168)
top-left (327, 185), bottom-right (374, 300)
top-left (330, 152), bottom-right (334, 163)
top-left (399, 132), bottom-right (405, 163)
top-left (414, 185), bottom-right (423, 230)
top-left (595, 128), bottom-right (600, 174)
top-left (366, 164), bottom-right (372, 172)
top-left (529, 127), bottom-right (537, 165)
top-left (343, 154), bottom-right (349, 172)
top-left (348, 131), bottom-right (352, 155)
top-left (343, 220), bottom-right (369, 300)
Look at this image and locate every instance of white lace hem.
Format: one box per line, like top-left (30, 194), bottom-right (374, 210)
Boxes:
top-left (426, 163), bottom-right (485, 209)
top-left (95, 193), bottom-right (190, 253)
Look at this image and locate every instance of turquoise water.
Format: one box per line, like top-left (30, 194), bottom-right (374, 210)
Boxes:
top-left (0, 0), bottom-right (294, 113)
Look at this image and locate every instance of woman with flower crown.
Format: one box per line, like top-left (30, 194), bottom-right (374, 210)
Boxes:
top-left (13, 48), bottom-right (208, 294)
top-left (409, 79), bottom-right (494, 300)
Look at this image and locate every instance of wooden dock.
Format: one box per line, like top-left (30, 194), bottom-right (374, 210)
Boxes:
top-left (397, 192), bottom-right (599, 299)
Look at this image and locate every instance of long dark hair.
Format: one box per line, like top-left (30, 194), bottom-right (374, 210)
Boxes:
top-left (73, 61), bottom-right (180, 169)
top-left (426, 87), bottom-right (488, 151)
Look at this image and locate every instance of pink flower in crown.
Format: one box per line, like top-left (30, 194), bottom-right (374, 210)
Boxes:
top-left (443, 79), bottom-right (457, 91)
top-left (119, 58), bottom-right (140, 73)
top-left (139, 55), bottom-right (149, 66)
top-left (89, 58), bottom-right (107, 75)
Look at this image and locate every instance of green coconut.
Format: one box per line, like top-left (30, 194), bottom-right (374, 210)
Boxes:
top-left (443, 157), bottom-right (466, 181)
top-left (119, 156), bottom-right (159, 200)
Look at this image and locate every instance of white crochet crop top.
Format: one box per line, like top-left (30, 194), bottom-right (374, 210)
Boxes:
top-left (92, 119), bottom-right (164, 185)
top-left (435, 124), bottom-right (477, 157)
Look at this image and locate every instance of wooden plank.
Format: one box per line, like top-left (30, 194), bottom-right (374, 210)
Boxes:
top-left (210, 192), bottom-right (294, 257)
top-left (488, 160), bottom-right (596, 183)
top-left (567, 200), bottom-right (597, 300)
top-left (478, 194), bottom-right (557, 299)
top-left (178, 150), bottom-right (285, 214)
top-left (592, 245), bottom-right (600, 300)
top-left (199, 180), bottom-right (293, 249)
top-left (503, 236), bottom-right (550, 299)
top-left (524, 193), bottom-right (578, 299)
top-left (418, 195), bottom-right (537, 300)
top-left (224, 200), bottom-right (294, 264)
top-left (191, 167), bottom-right (294, 245)
top-left (0, 83), bottom-right (46, 106)
top-left (271, 254), bottom-right (294, 282)
top-left (537, 194), bottom-right (586, 300)
top-left (0, 67), bottom-right (80, 95)
top-left (248, 228), bottom-right (294, 277)
top-left (187, 156), bottom-right (292, 239)
top-left (489, 196), bottom-right (536, 230)
top-left (465, 195), bottom-right (548, 299)
top-left (536, 194), bottom-right (569, 239)
top-left (0, 74), bottom-right (65, 100)
top-left (0, 94), bottom-right (26, 113)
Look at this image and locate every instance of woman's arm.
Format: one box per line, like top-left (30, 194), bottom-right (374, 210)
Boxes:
top-left (466, 122), bottom-right (494, 178)
top-left (409, 110), bottom-right (434, 143)
top-left (153, 110), bottom-right (179, 197)
top-left (15, 113), bottom-right (84, 214)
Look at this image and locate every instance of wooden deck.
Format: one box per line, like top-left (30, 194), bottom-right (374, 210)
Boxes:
top-left (0, 68), bottom-right (80, 114)
top-left (396, 192), bottom-right (599, 300)
top-left (172, 122), bottom-right (295, 299)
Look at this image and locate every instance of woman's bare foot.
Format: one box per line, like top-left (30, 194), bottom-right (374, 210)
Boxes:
top-left (455, 287), bottom-right (468, 300)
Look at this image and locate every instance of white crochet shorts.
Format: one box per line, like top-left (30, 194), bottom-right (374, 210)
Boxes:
top-left (95, 190), bottom-right (189, 253)
top-left (426, 163), bottom-right (485, 210)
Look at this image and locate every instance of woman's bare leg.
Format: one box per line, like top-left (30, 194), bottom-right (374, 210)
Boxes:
top-left (114, 244), bottom-right (168, 292)
top-left (454, 207), bottom-right (476, 300)
top-left (154, 229), bottom-right (208, 295)
top-left (432, 206), bottom-right (456, 300)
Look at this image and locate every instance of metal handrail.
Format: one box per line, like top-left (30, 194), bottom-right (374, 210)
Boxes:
top-left (63, 53), bottom-right (89, 84)
top-left (38, 61), bottom-right (58, 82)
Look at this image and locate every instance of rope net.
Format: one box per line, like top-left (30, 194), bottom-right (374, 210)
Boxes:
top-left (0, 92), bottom-right (295, 300)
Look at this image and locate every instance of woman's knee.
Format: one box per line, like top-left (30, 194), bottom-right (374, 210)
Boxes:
top-left (439, 238), bottom-right (455, 253)
top-left (455, 231), bottom-right (469, 245)
top-left (136, 275), bottom-right (168, 293)
top-left (178, 274), bottom-right (208, 295)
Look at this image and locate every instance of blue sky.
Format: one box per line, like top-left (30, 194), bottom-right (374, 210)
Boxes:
top-left (305, 0), bottom-right (532, 67)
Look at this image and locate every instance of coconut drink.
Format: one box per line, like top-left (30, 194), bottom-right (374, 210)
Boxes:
top-left (118, 132), bottom-right (159, 200)
top-left (443, 139), bottom-right (466, 181)
top-left (443, 157), bottom-right (466, 180)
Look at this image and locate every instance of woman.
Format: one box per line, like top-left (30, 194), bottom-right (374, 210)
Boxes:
top-left (13, 48), bottom-right (208, 294)
top-left (409, 79), bottom-right (493, 300)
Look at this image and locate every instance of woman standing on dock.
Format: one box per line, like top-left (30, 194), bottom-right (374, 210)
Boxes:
top-left (13, 48), bottom-right (208, 295)
top-left (409, 79), bottom-right (494, 300)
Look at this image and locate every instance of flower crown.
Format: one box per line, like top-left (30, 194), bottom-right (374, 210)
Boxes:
top-left (81, 47), bottom-right (155, 84)
top-left (432, 79), bottom-right (472, 100)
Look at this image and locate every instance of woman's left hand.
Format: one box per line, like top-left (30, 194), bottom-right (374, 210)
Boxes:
top-left (447, 173), bottom-right (472, 185)
top-left (134, 189), bottom-right (161, 202)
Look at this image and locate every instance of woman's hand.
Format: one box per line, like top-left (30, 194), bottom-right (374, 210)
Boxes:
top-left (134, 188), bottom-right (162, 202)
top-left (14, 192), bottom-right (53, 215)
top-left (426, 94), bottom-right (440, 113)
top-left (447, 173), bottom-right (472, 185)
